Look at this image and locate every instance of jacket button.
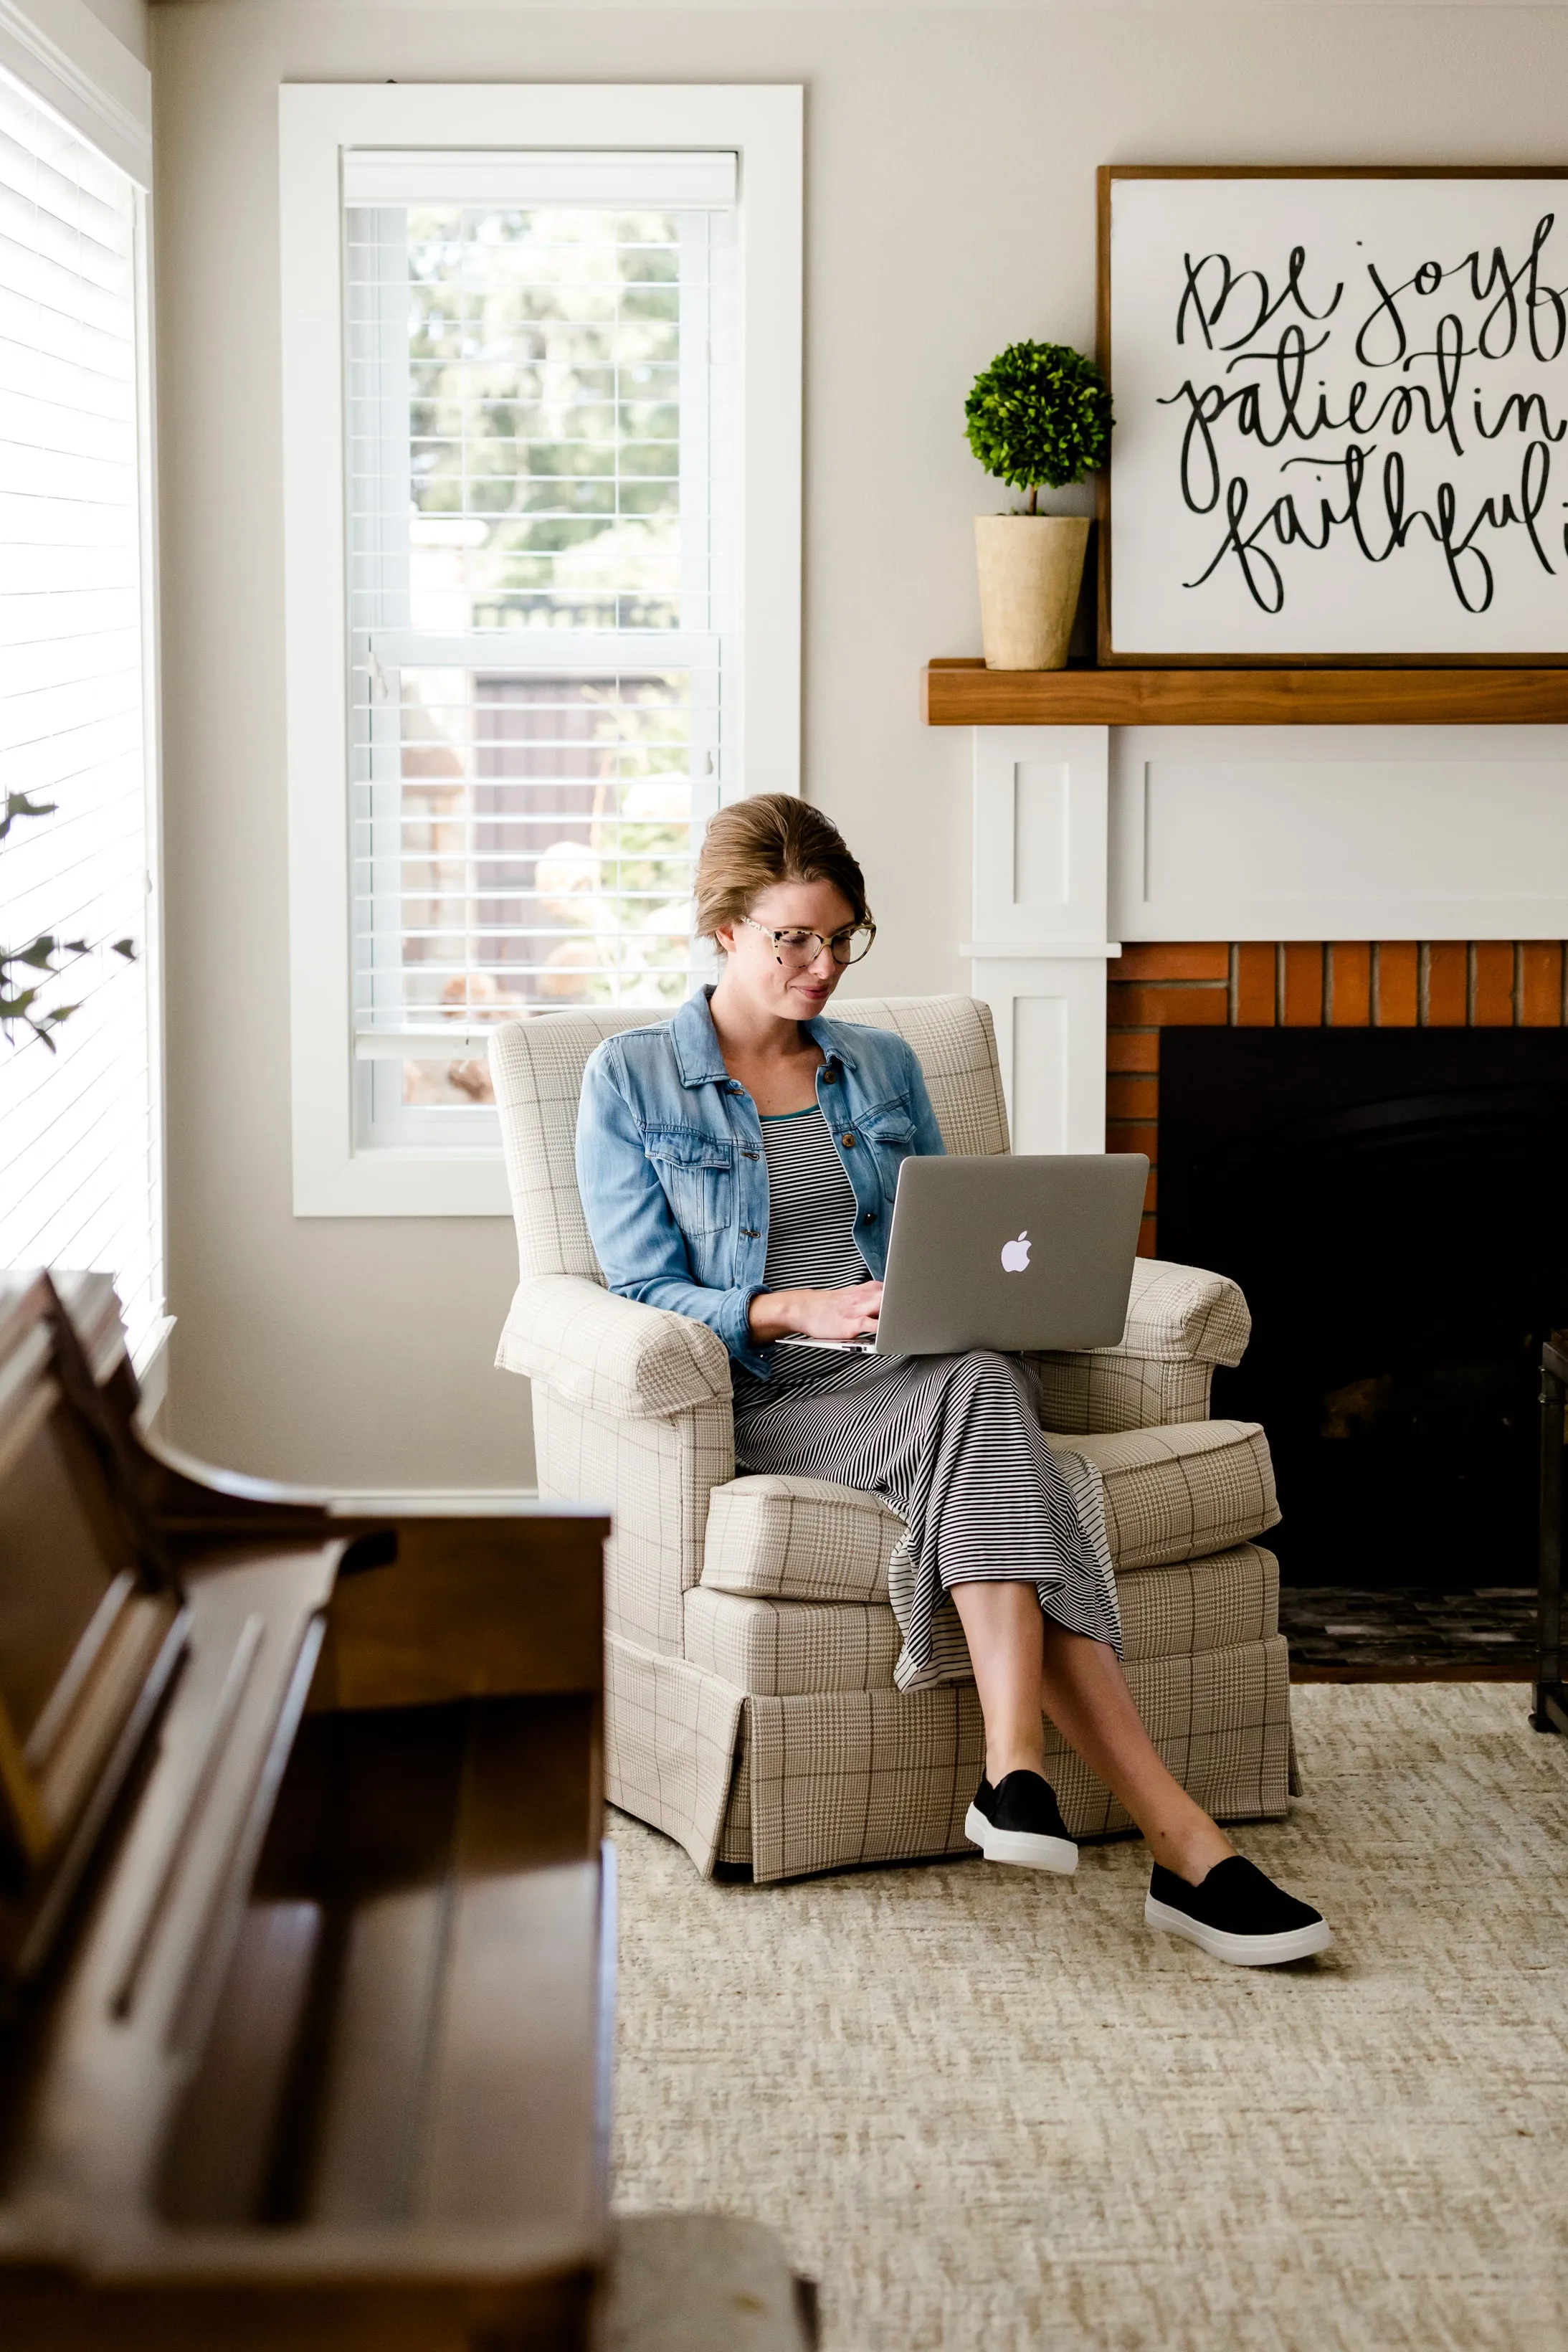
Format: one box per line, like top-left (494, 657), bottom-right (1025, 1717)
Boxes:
top-left (822, 1068), bottom-right (838, 1084)
top-left (741, 1227), bottom-right (760, 1238)
top-left (741, 1149), bottom-right (760, 1161)
top-left (862, 1210), bottom-right (878, 1224)
top-left (841, 1132), bottom-right (856, 1147)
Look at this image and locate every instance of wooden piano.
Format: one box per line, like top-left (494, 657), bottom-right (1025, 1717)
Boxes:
top-left (0, 1269), bottom-right (612, 2351)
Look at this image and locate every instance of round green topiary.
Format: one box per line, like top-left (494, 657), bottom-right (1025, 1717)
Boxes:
top-left (964, 341), bottom-right (1113, 511)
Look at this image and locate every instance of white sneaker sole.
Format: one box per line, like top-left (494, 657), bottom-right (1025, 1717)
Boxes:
top-left (964, 1803), bottom-right (1078, 1875)
top-left (1144, 1893), bottom-right (1333, 1967)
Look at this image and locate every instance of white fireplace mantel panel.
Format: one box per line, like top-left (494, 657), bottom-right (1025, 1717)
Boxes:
top-left (971, 726), bottom-right (1111, 952)
top-left (1111, 724), bottom-right (1568, 943)
top-left (966, 726), bottom-right (1117, 1152)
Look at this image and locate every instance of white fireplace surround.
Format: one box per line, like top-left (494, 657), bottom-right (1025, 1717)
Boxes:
top-left (964, 723), bottom-right (1568, 1153)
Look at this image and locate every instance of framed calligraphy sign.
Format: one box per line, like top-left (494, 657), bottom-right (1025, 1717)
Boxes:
top-left (1098, 166), bottom-right (1568, 664)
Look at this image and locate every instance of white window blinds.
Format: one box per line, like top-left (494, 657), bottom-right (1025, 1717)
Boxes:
top-left (343, 149), bottom-right (736, 1144)
top-left (0, 67), bottom-right (160, 1355)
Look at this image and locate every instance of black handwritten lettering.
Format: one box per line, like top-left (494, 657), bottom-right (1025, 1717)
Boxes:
top-left (1176, 246), bottom-right (1341, 351)
top-left (1524, 217), bottom-right (1568, 359)
top-left (1397, 313), bottom-right (1471, 457)
top-left (1474, 389), bottom-right (1568, 443)
top-left (1156, 211), bottom-right (1568, 618)
top-left (1355, 262), bottom-right (1414, 368)
top-left (1183, 442), bottom-right (1554, 614)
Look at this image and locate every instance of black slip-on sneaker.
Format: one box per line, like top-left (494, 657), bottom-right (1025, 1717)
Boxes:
top-left (964, 1770), bottom-right (1078, 1874)
top-left (1145, 1855), bottom-right (1332, 1966)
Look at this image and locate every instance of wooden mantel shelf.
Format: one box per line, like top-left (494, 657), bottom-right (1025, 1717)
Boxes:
top-left (923, 657), bottom-right (1568, 728)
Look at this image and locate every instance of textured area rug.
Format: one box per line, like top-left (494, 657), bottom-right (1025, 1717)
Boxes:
top-left (609, 1683), bottom-right (1568, 2352)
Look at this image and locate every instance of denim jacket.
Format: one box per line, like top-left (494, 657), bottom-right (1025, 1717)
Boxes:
top-left (576, 987), bottom-right (947, 1379)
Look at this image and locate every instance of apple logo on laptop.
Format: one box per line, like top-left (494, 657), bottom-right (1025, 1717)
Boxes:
top-left (1000, 1230), bottom-right (1032, 1274)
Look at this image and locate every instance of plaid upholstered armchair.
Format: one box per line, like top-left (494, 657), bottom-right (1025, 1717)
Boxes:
top-left (490, 995), bottom-right (1293, 1883)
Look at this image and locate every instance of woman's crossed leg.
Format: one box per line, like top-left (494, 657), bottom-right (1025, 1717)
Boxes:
top-left (950, 1580), bottom-right (1330, 1966)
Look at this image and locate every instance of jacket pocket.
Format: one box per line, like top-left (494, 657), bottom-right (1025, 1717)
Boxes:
top-left (646, 1130), bottom-right (735, 1238)
top-left (857, 1104), bottom-right (916, 1207)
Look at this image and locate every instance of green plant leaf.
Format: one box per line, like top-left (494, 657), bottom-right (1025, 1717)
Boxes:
top-left (964, 341), bottom-right (1113, 493)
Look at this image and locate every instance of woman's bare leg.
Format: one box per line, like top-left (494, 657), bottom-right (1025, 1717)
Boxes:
top-left (950, 1583), bottom-right (1233, 1882)
top-left (1037, 1623), bottom-right (1232, 1880)
top-left (949, 1579), bottom-right (1047, 1780)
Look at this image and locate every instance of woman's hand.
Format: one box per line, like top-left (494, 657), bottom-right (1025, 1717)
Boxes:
top-left (749, 1281), bottom-right (883, 1343)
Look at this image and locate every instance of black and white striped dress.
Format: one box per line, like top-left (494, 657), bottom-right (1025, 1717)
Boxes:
top-left (732, 1108), bottom-right (1122, 1692)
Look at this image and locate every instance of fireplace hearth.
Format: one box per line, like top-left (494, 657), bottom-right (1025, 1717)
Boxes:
top-left (1157, 1028), bottom-right (1568, 1597)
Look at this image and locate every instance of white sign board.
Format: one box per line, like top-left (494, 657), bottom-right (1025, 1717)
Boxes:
top-left (1106, 172), bottom-right (1568, 658)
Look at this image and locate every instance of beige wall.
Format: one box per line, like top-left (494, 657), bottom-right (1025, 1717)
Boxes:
top-left (151, 0), bottom-right (1568, 1486)
top-left (80, 0), bottom-right (147, 65)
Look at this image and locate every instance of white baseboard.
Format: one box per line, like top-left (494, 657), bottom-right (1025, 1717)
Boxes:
top-left (328, 1487), bottom-right (543, 1514)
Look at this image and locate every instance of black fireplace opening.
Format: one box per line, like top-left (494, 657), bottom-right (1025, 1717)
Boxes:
top-left (1158, 1028), bottom-right (1568, 1595)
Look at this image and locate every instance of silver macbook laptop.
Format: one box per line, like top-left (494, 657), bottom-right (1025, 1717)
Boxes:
top-left (781, 1154), bottom-right (1149, 1357)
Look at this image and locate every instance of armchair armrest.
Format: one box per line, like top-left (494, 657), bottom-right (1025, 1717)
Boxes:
top-left (496, 1274), bottom-right (732, 1419)
top-left (1034, 1258), bottom-right (1252, 1435)
top-left (1112, 1258), bottom-right (1251, 1366)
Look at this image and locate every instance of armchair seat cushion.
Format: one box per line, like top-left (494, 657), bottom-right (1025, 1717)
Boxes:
top-left (700, 1423), bottom-right (1277, 1617)
top-left (684, 1542), bottom-right (1281, 1697)
top-left (701, 1474), bottom-right (906, 1605)
top-left (1051, 1420), bottom-right (1279, 1573)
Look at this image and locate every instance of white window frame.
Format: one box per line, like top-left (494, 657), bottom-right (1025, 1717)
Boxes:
top-left (278, 83), bottom-right (803, 1217)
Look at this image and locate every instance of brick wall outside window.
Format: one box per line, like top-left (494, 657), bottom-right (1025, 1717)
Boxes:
top-left (1108, 942), bottom-right (1568, 1256)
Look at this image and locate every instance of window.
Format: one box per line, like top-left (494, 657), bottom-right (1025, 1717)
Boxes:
top-left (280, 87), bottom-right (802, 1214)
top-left (348, 154), bottom-right (733, 1146)
top-left (0, 59), bottom-right (163, 1362)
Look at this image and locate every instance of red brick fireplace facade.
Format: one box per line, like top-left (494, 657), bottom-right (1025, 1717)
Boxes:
top-left (1108, 942), bottom-right (1568, 1256)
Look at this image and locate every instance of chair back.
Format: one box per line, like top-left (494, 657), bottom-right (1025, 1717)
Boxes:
top-left (488, 995), bottom-right (1009, 1281)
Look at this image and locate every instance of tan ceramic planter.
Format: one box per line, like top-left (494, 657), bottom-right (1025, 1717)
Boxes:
top-left (974, 514), bottom-right (1091, 670)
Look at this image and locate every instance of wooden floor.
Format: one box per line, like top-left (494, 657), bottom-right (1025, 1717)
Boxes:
top-left (1281, 1585), bottom-right (1537, 1682)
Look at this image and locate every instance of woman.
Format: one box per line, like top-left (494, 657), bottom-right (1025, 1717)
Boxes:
top-left (579, 795), bottom-right (1329, 1967)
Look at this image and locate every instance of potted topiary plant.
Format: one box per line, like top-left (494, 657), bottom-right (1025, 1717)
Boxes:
top-left (965, 340), bottom-right (1113, 670)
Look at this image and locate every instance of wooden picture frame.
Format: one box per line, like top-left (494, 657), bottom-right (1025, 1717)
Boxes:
top-left (1096, 166), bottom-right (1568, 667)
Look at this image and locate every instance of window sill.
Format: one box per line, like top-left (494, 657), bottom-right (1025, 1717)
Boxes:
top-left (293, 1147), bottom-right (513, 1219)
